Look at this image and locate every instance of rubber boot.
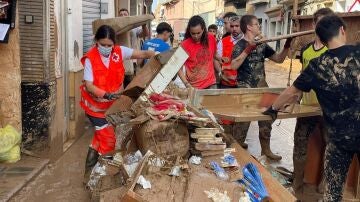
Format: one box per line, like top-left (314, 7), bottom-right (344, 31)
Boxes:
top-left (259, 137), bottom-right (282, 161)
top-left (292, 159), bottom-right (306, 193)
top-left (233, 122), bottom-right (249, 149)
top-left (83, 147), bottom-right (99, 186)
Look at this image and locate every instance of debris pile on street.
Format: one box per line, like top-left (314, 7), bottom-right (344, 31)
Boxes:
top-left (82, 48), bottom-right (295, 202)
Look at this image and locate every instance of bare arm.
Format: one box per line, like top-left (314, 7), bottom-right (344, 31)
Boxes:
top-left (272, 85), bottom-right (302, 110)
top-left (268, 47), bottom-right (290, 63)
top-left (130, 50), bottom-right (155, 59)
top-left (178, 67), bottom-right (191, 87)
top-left (214, 60), bottom-right (222, 73)
top-left (268, 38), bottom-right (292, 63)
top-left (138, 25), bottom-right (150, 38)
top-left (85, 81), bottom-right (106, 98)
top-left (231, 51), bottom-right (249, 70)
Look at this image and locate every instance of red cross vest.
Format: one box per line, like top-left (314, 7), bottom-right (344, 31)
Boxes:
top-left (221, 36), bottom-right (237, 86)
top-left (80, 46), bottom-right (125, 118)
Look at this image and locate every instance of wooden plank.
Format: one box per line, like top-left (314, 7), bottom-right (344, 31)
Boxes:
top-left (224, 134), bottom-right (297, 201)
top-left (256, 30), bottom-right (314, 44)
top-left (191, 88), bottom-right (321, 122)
top-left (201, 150), bottom-right (224, 157)
top-left (191, 133), bottom-right (216, 139)
top-left (195, 143), bottom-right (226, 151)
top-left (195, 128), bottom-right (221, 134)
top-left (137, 47), bottom-right (189, 102)
top-left (205, 104), bottom-right (321, 122)
top-left (292, 11), bottom-right (360, 20)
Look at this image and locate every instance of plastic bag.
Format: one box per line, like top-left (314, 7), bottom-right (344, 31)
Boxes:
top-left (124, 150), bottom-right (143, 177)
top-left (87, 162), bottom-right (107, 191)
top-left (0, 125), bottom-right (21, 163)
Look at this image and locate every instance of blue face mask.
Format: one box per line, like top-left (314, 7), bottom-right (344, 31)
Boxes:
top-left (98, 44), bottom-right (112, 57)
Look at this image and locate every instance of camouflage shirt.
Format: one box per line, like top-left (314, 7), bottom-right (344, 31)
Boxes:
top-left (231, 39), bottom-right (275, 88)
top-left (293, 45), bottom-right (360, 149)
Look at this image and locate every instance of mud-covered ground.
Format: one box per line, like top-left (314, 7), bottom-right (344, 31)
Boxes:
top-left (11, 60), bottom-right (302, 202)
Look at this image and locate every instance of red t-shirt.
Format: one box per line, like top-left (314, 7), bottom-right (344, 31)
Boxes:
top-left (181, 34), bottom-right (216, 89)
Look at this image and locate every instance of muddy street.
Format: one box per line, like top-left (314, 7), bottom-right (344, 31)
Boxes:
top-left (9, 129), bottom-right (93, 202)
top-left (10, 60), bottom-right (301, 202)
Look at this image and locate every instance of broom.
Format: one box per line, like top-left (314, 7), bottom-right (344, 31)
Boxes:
top-left (237, 163), bottom-right (269, 202)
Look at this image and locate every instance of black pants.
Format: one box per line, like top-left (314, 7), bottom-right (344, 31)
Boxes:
top-left (323, 142), bottom-right (360, 201)
top-left (87, 114), bottom-right (108, 127)
top-left (218, 83), bottom-right (237, 89)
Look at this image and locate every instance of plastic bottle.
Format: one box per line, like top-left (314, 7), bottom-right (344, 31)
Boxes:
top-left (210, 161), bottom-right (229, 181)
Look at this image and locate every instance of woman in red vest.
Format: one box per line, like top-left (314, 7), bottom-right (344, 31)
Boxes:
top-left (81, 25), bottom-right (154, 183)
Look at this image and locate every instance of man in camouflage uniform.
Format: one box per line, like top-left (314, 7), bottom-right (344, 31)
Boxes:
top-left (264, 15), bottom-right (360, 201)
top-left (292, 8), bottom-right (334, 193)
top-left (229, 15), bottom-right (292, 160)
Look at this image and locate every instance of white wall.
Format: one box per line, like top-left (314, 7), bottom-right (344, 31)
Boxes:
top-left (253, 4), bottom-right (268, 36)
top-left (67, 0), bottom-right (84, 72)
top-left (101, 0), bottom-right (116, 19)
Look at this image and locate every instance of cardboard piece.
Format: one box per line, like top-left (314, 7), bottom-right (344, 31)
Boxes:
top-left (92, 15), bottom-right (154, 35)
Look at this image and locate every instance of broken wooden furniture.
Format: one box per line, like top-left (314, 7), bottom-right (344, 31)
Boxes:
top-left (191, 88), bottom-right (360, 201)
top-left (292, 11), bottom-right (360, 55)
top-left (92, 15), bottom-right (154, 75)
top-left (190, 88), bottom-right (321, 122)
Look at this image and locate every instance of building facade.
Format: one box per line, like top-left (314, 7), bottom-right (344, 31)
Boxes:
top-left (0, 0), bottom-right (148, 159)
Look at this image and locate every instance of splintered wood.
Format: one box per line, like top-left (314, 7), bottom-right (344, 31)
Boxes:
top-left (192, 128), bottom-right (227, 157)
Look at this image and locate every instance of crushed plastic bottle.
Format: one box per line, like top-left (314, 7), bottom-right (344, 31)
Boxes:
top-left (210, 161), bottom-right (229, 181)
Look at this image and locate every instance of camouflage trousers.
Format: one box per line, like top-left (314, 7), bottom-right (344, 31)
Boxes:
top-left (323, 142), bottom-right (360, 202)
top-left (293, 116), bottom-right (327, 162)
top-left (229, 120), bottom-right (272, 144)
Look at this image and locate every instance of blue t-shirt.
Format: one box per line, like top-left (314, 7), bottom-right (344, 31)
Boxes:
top-left (142, 38), bottom-right (170, 63)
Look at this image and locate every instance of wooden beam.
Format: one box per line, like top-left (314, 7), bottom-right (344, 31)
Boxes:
top-left (256, 30), bottom-right (314, 44)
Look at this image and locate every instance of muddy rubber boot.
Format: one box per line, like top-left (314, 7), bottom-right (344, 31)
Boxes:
top-left (233, 122), bottom-right (249, 149)
top-left (259, 137), bottom-right (282, 161)
top-left (292, 159), bottom-right (306, 193)
top-left (83, 147), bottom-right (99, 186)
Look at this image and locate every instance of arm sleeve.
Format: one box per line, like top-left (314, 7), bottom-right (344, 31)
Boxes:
top-left (164, 43), bottom-right (171, 51)
top-left (293, 61), bottom-right (316, 92)
top-left (83, 58), bottom-right (94, 82)
top-left (217, 40), bottom-right (223, 56)
top-left (264, 44), bottom-right (276, 58)
top-left (120, 46), bottom-right (134, 60)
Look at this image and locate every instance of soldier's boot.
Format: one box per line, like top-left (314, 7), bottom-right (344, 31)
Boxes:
top-left (259, 137), bottom-right (282, 161)
top-left (292, 159), bottom-right (306, 193)
top-left (233, 123), bottom-right (248, 149)
top-left (83, 147), bottom-right (99, 186)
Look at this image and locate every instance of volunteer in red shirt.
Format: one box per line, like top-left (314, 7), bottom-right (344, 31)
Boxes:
top-left (178, 15), bottom-right (221, 89)
top-left (81, 25), bottom-right (154, 185)
top-left (217, 15), bottom-right (243, 88)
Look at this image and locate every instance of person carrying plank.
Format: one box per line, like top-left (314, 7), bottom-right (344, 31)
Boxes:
top-left (229, 15), bottom-right (292, 160)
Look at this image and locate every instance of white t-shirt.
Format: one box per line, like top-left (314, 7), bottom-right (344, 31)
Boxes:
top-left (130, 27), bottom-right (142, 49)
top-left (83, 46), bottom-right (134, 82)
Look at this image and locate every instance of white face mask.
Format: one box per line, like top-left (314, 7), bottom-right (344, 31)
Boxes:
top-left (98, 44), bottom-right (112, 57)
